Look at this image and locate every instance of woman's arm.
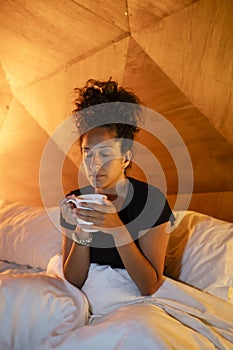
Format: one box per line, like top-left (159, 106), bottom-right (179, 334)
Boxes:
top-left (76, 199), bottom-right (170, 295)
top-left (62, 228), bottom-right (91, 289)
top-left (113, 223), bottom-right (169, 295)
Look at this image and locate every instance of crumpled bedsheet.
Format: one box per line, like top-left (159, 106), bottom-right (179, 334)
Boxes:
top-left (43, 254), bottom-right (233, 350)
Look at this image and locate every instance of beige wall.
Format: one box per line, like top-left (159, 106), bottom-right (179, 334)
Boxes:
top-left (0, 0), bottom-right (232, 221)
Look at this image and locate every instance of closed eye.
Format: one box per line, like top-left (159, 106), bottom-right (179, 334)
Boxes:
top-left (100, 151), bottom-right (112, 157)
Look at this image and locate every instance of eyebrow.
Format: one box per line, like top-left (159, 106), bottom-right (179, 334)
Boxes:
top-left (82, 145), bottom-right (114, 151)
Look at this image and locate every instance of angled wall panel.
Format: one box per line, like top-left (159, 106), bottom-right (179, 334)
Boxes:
top-left (12, 36), bottom-right (130, 144)
top-left (132, 0), bottom-right (233, 144)
top-left (0, 97), bottom-right (77, 206)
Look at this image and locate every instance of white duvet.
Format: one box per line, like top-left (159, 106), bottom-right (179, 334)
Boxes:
top-left (1, 203), bottom-right (232, 349)
top-left (0, 254), bottom-right (232, 350)
top-left (47, 255), bottom-right (233, 349)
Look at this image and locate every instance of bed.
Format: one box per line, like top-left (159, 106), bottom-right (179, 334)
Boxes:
top-left (0, 198), bottom-right (232, 349)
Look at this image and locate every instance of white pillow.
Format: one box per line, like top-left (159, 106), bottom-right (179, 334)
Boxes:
top-left (165, 211), bottom-right (233, 302)
top-left (0, 273), bottom-right (88, 349)
top-left (0, 199), bottom-right (62, 269)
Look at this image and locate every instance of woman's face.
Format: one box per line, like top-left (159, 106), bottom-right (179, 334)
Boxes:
top-left (81, 127), bottom-right (130, 192)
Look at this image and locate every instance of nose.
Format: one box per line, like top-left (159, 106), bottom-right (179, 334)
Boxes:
top-left (90, 151), bottom-right (101, 170)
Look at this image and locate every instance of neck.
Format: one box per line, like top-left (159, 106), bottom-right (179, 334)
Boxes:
top-left (94, 178), bottom-right (129, 199)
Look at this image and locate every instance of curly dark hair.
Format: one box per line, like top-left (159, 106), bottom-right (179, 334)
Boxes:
top-left (72, 78), bottom-right (142, 153)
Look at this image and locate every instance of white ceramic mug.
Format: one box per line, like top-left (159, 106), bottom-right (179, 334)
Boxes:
top-left (66, 194), bottom-right (107, 232)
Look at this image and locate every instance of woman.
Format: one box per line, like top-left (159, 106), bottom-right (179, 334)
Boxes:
top-left (60, 78), bottom-right (174, 297)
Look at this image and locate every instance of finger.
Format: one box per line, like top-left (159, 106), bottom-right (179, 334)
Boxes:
top-left (80, 201), bottom-right (117, 214)
top-left (76, 208), bottom-right (106, 224)
top-left (59, 197), bottom-right (68, 207)
top-left (60, 202), bottom-right (69, 217)
top-left (59, 195), bottom-right (76, 210)
top-left (102, 196), bottom-right (110, 205)
top-left (66, 194), bottom-right (76, 199)
top-left (101, 198), bottom-right (118, 213)
top-left (77, 209), bottom-right (102, 222)
top-left (79, 202), bottom-right (102, 211)
top-left (67, 201), bottom-right (76, 210)
top-left (60, 201), bottom-right (77, 225)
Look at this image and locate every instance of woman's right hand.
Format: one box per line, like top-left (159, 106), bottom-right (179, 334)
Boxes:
top-left (59, 195), bottom-right (77, 226)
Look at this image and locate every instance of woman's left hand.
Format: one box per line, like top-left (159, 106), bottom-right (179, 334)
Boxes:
top-left (73, 197), bottom-right (124, 235)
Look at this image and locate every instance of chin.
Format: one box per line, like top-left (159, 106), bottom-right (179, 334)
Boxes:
top-left (89, 178), bottom-right (106, 188)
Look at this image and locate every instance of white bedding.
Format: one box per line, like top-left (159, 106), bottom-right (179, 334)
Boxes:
top-left (1, 255), bottom-right (232, 350)
top-left (0, 260), bottom-right (44, 275)
top-left (44, 254), bottom-right (233, 350)
top-left (0, 200), bottom-right (233, 349)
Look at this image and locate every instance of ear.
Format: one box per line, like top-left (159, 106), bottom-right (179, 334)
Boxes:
top-left (123, 150), bottom-right (132, 169)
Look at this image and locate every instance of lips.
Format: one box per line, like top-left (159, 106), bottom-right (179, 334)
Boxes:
top-left (89, 173), bottom-right (105, 179)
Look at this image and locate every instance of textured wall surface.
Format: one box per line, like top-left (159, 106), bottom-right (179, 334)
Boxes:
top-left (0, 0), bottom-right (232, 221)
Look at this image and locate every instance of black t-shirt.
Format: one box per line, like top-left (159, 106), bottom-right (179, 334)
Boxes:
top-left (60, 177), bottom-right (175, 269)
